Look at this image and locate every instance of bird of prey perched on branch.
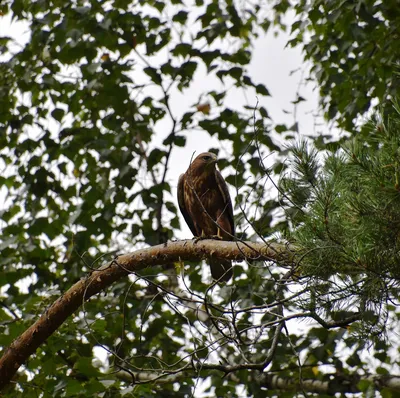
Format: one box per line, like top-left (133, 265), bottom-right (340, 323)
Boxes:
top-left (177, 152), bottom-right (234, 282)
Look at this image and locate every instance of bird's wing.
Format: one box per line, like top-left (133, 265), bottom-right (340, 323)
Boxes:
top-left (215, 170), bottom-right (235, 236)
top-left (177, 173), bottom-right (198, 236)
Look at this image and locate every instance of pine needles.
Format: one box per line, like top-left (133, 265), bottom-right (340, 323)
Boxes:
top-left (281, 104), bottom-right (400, 338)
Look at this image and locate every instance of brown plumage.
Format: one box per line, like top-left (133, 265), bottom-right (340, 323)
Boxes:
top-left (177, 152), bottom-right (234, 282)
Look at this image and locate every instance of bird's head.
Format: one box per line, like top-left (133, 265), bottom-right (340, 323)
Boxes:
top-left (189, 152), bottom-right (218, 176)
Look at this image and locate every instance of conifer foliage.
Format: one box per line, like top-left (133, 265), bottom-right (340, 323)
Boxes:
top-left (282, 103), bottom-right (400, 340)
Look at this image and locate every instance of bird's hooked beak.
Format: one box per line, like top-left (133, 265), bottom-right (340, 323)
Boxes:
top-left (202, 153), bottom-right (218, 173)
top-left (210, 153), bottom-right (218, 164)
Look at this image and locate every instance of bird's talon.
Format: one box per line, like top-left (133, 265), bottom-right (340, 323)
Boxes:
top-left (193, 236), bottom-right (205, 244)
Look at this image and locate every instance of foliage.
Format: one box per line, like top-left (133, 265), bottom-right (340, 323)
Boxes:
top-left (1, 0), bottom-right (400, 397)
top-left (281, 102), bottom-right (400, 348)
top-left (290, 0), bottom-right (400, 131)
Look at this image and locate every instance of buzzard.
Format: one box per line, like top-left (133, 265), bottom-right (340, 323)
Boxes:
top-left (177, 152), bottom-right (234, 282)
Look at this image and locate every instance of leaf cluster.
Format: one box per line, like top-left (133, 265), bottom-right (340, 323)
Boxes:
top-left (289, 0), bottom-right (400, 131)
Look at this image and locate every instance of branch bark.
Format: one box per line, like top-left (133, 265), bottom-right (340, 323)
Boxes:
top-left (0, 239), bottom-right (292, 390)
top-left (115, 370), bottom-right (400, 394)
top-left (262, 373), bottom-right (400, 395)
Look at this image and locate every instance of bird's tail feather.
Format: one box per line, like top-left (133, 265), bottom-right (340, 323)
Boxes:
top-left (209, 258), bottom-right (232, 282)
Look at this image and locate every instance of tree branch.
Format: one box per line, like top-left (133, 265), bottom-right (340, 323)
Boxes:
top-left (115, 369), bottom-right (400, 394)
top-left (261, 373), bottom-right (400, 395)
top-left (0, 239), bottom-right (293, 390)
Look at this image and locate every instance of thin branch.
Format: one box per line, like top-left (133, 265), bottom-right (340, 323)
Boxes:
top-left (116, 367), bottom-right (400, 394)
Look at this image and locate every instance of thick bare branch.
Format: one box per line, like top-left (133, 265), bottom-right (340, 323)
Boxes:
top-left (0, 239), bottom-right (292, 390)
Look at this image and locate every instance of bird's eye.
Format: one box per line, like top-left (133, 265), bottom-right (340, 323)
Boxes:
top-left (203, 156), bottom-right (211, 161)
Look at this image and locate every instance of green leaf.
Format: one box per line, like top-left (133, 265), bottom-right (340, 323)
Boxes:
top-left (74, 357), bottom-right (100, 378)
top-left (172, 11), bottom-right (188, 24)
top-left (174, 135), bottom-right (186, 146)
top-left (51, 108), bottom-right (65, 122)
top-left (381, 388), bottom-right (393, 398)
top-left (143, 67), bottom-right (162, 84)
top-left (147, 148), bottom-right (166, 169)
top-left (357, 379), bottom-right (373, 392)
top-left (65, 379), bottom-right (85, 396)
top-left (275, 124), bottom-right (288, 133)
top-left (255, 84), bottom-right (270, 96)
top-left (229, 66), bottom-right (242, 81)
top-left (181, 61), bottom-right (197, 78)
top-left (172, 43), bottom-right (192, 57)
